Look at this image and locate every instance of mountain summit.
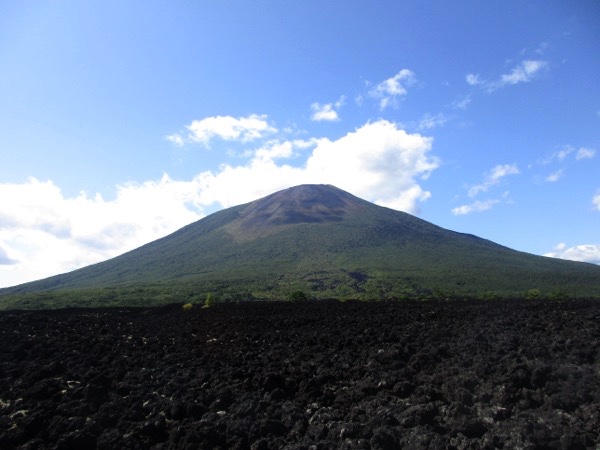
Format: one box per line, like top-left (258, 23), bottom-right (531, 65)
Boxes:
top-left (1, 184), bottom-right (599, 308)
top-left (236, 184), bottom-right (365, 225)
top-left (224, 184), bottom-right (367, 241)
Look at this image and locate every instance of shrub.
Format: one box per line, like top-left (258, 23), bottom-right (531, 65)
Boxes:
top-left (549, 289), bottom-right (569, 300)
top-left (203, 293), bottom-right (215, 308)
top-left (289, 290), bottom-right (308, 302)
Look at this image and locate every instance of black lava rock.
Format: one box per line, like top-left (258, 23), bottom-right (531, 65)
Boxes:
top-left (1, 298), bottom-right (599, 448)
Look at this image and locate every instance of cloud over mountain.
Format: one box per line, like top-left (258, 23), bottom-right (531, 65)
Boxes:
top-left (0, 246), bottom-right (16, 265)
top-left (191, 119), bottom-right (438, 211)
top-left (0, 177), bottom-right (205, 287)
top-left (545, 243), bottom-right (600, 265)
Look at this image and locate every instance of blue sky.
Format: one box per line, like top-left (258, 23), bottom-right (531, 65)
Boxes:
top-left (0, 1), bottom-right (599, 287)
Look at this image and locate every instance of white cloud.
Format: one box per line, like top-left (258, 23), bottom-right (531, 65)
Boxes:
top-left (593, 193), bottom-right (600, 211)
top-left (311, 96), bottom-right (345, 122)
top-left (311, 103), bottom-right (339, 122)
top-left (199, 120), bottom-right (439, 211)
top-left (167, 114), bottom-right (277, 146)
top-left (252, 139), bottom-right (317, 164)
top-left (545, 243), bottom-right (600, 265)
top-left (369, 69), bottom-right (416, 110)
top-left (468, 164), bottom-right (520, 197)
top-left (304, 120), bottom-right (438, 211)
top-left (0, 120), bottom-right (439, 288)
top-left (0, 176), bottom-right (206, 288)
top-left (451, 199), bottom-right (500, 216)
top-left (545, 169), bottom-right (564, 182)
top-left (0, 246), bottom-right (16, 265)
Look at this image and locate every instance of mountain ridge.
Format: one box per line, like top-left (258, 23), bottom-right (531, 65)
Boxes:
top-left (1, 184), bottom-right (599, 309)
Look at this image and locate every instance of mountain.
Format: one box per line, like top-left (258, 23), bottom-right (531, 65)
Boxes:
top-left (1, 184), bottom-right (599, 309)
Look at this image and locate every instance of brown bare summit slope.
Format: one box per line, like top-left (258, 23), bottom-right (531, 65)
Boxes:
top-left (225, 184), bottom-right (367, 241)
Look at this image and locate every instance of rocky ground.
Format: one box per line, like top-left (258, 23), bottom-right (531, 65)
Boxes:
top-left (1, 298), bottom-right (599, 449)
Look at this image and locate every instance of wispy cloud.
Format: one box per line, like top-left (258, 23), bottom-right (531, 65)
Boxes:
top-left (369, 69), bottom-right (416, 110)
top-left (593, 193), bottom-right (600, 211)
top-left (576, 147), bottom-right (596, 160)
top-left (545, 243), bottom-right (600, 265)
top-left (452, 165), bottom-right (518, 216)
top-left (418, 113), bottom-right (449, 131)
top-left (466, 59), bottom-right (548, 92)
top-left (552, 147), bottom-right (574, 162)
top-left (465, 74), bottom-right (481, 86)
top-left (452, 95), bottom-right (472, 110)
top-left (535, 42), bottom-right (548, 55)
top-left (544, 145), bottom-right (596, 164)
top-left (539, 146), bottom-right (596, 181)
top-left (165, 134), bottom-right (184, 146)
top-left (166, 114), bottom-right (277, 146)
top-left (499, 60), bottom-right (548, 86)
top-left (451, 199), bottom-right (500, 216)
top-left (468, 164), bottom-right (520, 197)
top-left (545, 169), bottom-right (564, 183)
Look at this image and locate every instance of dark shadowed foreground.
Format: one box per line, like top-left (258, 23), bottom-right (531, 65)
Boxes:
top-left (1, 299), bottom-right (599, 449)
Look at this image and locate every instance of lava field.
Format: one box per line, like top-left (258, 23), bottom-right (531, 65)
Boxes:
top-left (1, 298), bottom-right (599, 449)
